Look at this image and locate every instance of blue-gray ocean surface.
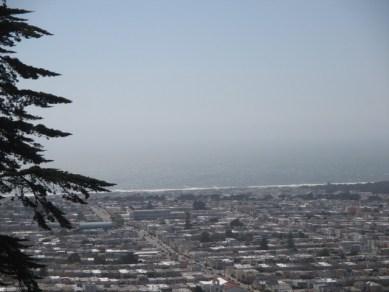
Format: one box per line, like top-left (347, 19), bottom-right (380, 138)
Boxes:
top-left (112, 153), bottom-right (389, 190)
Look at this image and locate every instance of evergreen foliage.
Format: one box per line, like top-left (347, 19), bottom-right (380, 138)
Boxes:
top-left (260, 236), bottom-right (268, 250)
top-left (93, 254), bottom-right (106, 265)
top-left (184, 211), bottom-right (192, 229)
top-left (0, 235), bottom-right (43, 291)
top-left (192, 200), bottom-right (206, 210)
top-left (199, 231), bottom-right (211, 243)
top-left (0, 3), bottom-right (113, 290)
top-left (287, 232), bottom-right (296, 251)
top-left (118, 252), bottom-right (139, 265)
top-left (225, 228), bottom-right (233, 238)
top-left (66, 253), bottom-right (81, 264)
top-left (230, 218), bottom-right (244, 228)
top-left (317, 248), bottom-right (330, 257)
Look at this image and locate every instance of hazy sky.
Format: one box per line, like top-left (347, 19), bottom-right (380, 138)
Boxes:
top-left (13, 0), bottom-right (389, 188)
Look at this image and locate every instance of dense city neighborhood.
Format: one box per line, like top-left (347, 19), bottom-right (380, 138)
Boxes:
top-left (1, 183), bottom-right (389, 291)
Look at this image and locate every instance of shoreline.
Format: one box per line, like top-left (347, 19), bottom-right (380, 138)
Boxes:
top-left (111, 180), bottom-right (374, 193)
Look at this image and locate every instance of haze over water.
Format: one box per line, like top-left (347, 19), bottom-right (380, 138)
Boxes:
top-left (16, 0), bottom-right (389, 189)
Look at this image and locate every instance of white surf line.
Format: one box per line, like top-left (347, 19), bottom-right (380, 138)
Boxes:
top-left (109, 180), bottom-right (374, 193)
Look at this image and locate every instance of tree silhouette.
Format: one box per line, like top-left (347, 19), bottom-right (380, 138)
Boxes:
top-left (193, 286), bottom-right (204, 292)
top-left (225, 228), bottom-right (234, 238)
top-left (0, 235), bottom-right (43, 291)
top-left (317, 248), bottom-right (330, 257)
top-left (230, 218), bottom-right (244, 228)
top-left (118, 252), bottom-right (139, 265)
top-left (193, 200), bottom-right (206, 210)
top-left (199, 231), bottom-right (211, 243)
top-left (260, 236), bottom-right (268, 250)
top-left (66, 253), bottom-right (81, 264)
top-left (184, 211), bottom-right (192, 229)
top-left (0, 3), bottom-right (113, 291)
top-left (287, 232), bottom-right (296, 251)
top-left (93, 254), bottom-right (106, 265)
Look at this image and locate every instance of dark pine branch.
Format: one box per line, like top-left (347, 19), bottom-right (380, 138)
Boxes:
top-left (0, 3), bottom-right (115, 290)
